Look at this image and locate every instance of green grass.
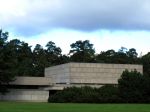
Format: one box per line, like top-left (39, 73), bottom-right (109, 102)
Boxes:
top-left (0, 102), bottom-right (150, 112)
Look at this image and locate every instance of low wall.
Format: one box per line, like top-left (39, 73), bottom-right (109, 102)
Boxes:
top-left (0, 89), bottom-right (49, 102)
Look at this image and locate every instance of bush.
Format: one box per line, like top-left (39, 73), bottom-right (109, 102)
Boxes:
top-left (97, 85), bottom-right (121, 103)
top-left (49, 87), bottom-right (80, 103)
top-left (48, 85), bottom-right (119, 103)
top-left (49, 86), bottom-right (98, 103)
top-left (118, 70), bottom-right (146, 103)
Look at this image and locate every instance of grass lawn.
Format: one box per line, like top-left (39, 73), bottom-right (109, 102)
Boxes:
top-left (0, 102), bottom-right (150, 112)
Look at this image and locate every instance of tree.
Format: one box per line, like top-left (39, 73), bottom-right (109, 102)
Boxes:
top-left (16, 41), bottom-right (34, 76)
top-left (69, 40), bottom-right (95, 62)
top-left (96, 50), bottom-right (116, 63)
top-left (5, 39), bottom-right (34, 76)
top-left (96, 47), bottom-right (139, 64)
top-left (98, 85), bottom-right (119, 103)
top-left (126, 48), bottom-right (139, 64)
top-left (0, 29), bottom-right (8, 46)
top-left (114, 47), bottom-right (129, 64)
top-left (0, 30), bottom-right (15, 94)
top-left (32, 41), bottom-right (63, 76)
top-left (142, 74), bottom-right (150, 102)
top-left (118, 70), bottom-right (144, 103)
top-left (141, 52), bottom-right (150, 75)
top-left (33, 44), bottom-right (48, 76)
top-left (118, 47), bottom-right (128, 53)
top-left (127, 48), bottom-right (138, 58)
top-left (46, 41), bottom-right (62, 65)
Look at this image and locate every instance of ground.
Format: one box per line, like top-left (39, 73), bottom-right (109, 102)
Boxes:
top-left (0, 102), bottom-right (150, 112)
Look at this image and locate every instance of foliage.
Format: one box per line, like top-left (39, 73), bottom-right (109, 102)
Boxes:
top-left (49, 86), bottom-right (96, 103)
top-left (33, 44), bottom-right (48, 76)
top-left (6, 39), bottom-right (34, 76)
top-left (97, 85), bottom-right (120, 103)
top-left (32, 42), bottom-right (67, 76)
top-left (118, 70), bottom-right (149, 103)
top-left (0, 30), bottom-right (15, 94)
top-left (141, 52), bottom-right (150, 75)
top-left (96, 47), bottom-right (139, 64)
top-left (49, 86), bottom-right (119, 103)
top-left (69, 40), bottom-right (95, 62)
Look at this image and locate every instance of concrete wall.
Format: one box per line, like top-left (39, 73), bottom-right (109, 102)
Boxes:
top-left (45, 63), bottom-right (143, 84)
top-left (45, 63), bottom-right (70, 83)
top-left (0, 89), bottom-right (49, 102)
top-left (10, 77), bottom-right (52, 85)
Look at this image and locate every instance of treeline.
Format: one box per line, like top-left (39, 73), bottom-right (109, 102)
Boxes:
top-left (0, 29), bottom-right (150, 77)
top-left (49, 70), bottom-right (150, 103)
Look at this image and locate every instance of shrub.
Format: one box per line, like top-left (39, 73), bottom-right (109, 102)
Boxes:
top-left (97, 85), bottom-right (120, 103)
top-left (118, 70), bottom-right (145, 103)
top-left (48, 86), bottom-right (119, 103)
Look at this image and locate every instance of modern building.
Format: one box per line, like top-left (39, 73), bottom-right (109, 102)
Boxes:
top-left (0, 77), bottom-right (51, 102)
top-left (0, 63), bottom-right (143, 102)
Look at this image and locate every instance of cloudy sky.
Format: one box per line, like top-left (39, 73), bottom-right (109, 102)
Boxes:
top-left (0, 0), bottom-right (150, 55)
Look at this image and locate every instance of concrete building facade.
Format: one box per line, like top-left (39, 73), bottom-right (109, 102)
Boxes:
top-left (0, 89), bottom-right (49, 102)
top-left (0, 63), bottom-right (143, 102)
top-left (0, 77), bottom-right (51, 102)
top-left (45, 63), bottom-right (143, 85)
